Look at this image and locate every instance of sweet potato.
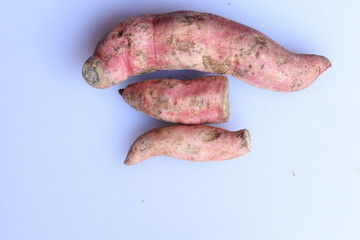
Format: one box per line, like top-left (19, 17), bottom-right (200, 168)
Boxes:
top-left (124, 125), bottom-right (251, 166)
top-left (119, 75), bottom-right (229, 124)
top-left (82, 10), bottom-right (331, 92)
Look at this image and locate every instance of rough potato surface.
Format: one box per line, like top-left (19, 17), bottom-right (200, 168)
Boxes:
top-left (124, 125), bottom-right (251, 166)
top-left (119, 76), bottom-right (229, 124)
top-left (83, 11), bottom-right (331, 92)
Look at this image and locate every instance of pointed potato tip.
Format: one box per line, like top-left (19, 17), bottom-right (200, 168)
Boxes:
top-left (320, 55), bottom-right (332, 73)
top-left (124, 158), bottom-right (131, 166)
top-left (118, 89), bottom-right (124, 95)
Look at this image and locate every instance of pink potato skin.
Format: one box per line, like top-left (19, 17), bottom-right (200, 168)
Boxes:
top-left (124, 125), bottom-right (251, 166)
top-left (82, 11), bottom-right (331, 92)
top-left (119, 76), bottom-right (229, 124)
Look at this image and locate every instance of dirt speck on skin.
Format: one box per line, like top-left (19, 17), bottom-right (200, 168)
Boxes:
top-left (117, 30), bottom-right (124, 38)
top-left (181, 14), bottom-right (195, 25)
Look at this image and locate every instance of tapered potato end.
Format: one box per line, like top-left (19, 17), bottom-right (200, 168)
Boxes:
top-left (241, 129), bottom-right (251, 151)
top-left (82, 56), bottom-right (112, 89)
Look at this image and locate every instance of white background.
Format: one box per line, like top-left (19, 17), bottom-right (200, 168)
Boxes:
top-left (1, 0), bottom-right (359, 239)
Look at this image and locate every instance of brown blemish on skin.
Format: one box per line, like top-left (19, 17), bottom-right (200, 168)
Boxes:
top-left (276, 58), bottom-right (287, 67)
top-left (295, 70), bottom-right (304, 76)
top-left (113, 46), bottom-right (121, 54)
top-left (187, 96), bottom-right (204, 108)
top-left (152, 93), bottom-right (170, 114)
top-left (291, 80), bottom-right (303, 91)
top-left (220, 150), bottom-right (228, 155)
top-left (178, 13), bottom-right (203, 29)
top-left (125, 32), bottom-right (133, 37)
top-left (139, 24), bottom-right (149, 31)
top-left (135, 49), bottom-right (147, 62)
top-left (172, 38), bottom-right (196, 54)
top-left (184, 145), bottom-right (201, 154)
top-left (174, 105), bottom-right (181, 112)
top-left (239, 36), bottom-right (268, 57)
top-left (104, 55), bottom-right (111, 62)
top-left (140, 146), bottom-right (148, 152)
top-left (129, 91), bottom-right (143, 102)
top-left (182, 15), bottom-right (194, 25)
top-left (254, 35), bottom-right (267, 46)
top-left (117, 30), bottom-right (124, 38)
top-left (234, 68), bottom-right (245, 78)
top-left (195, 14), bottom-right (204, 21)
top-left (165, 36), bottom-right (173, 45)
top-left (239, 48), bottom-right (251, 57)
top-left (202, 56), bottom-right (231, 74)
top-left (157, 95), bottom-right (169, 106)
top-left (200, 130), bottom-right (221, 142)
top-left (154, 17), bottom-right (161, 25)
top-left (234, 66), bottom-right (251, 78)
top-left (159, 80), bottom-right (178, 88)
top-left (126, 37), bottom-right (134, 48)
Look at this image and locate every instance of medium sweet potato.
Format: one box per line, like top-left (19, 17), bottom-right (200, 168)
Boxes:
top-left (119, 75), bottom-right (229, 124)
top-left (83, 10), bottom-right (331, 91)
top-left (124, 125), bottom-right (251, 166)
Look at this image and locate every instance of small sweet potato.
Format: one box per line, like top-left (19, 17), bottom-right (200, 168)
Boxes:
top-left (83, 10), bottom-right (331, 91)
top-left (119, 75), bottom-right (229, 124)
top-left (124, 125), bottom-right (251, 166)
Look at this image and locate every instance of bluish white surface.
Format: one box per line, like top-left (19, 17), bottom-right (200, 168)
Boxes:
top-left (1, 0), bottom-right (359, 239)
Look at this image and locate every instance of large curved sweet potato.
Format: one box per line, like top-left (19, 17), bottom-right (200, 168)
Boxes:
top-left (83, 11), bottom-right (331, 91)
